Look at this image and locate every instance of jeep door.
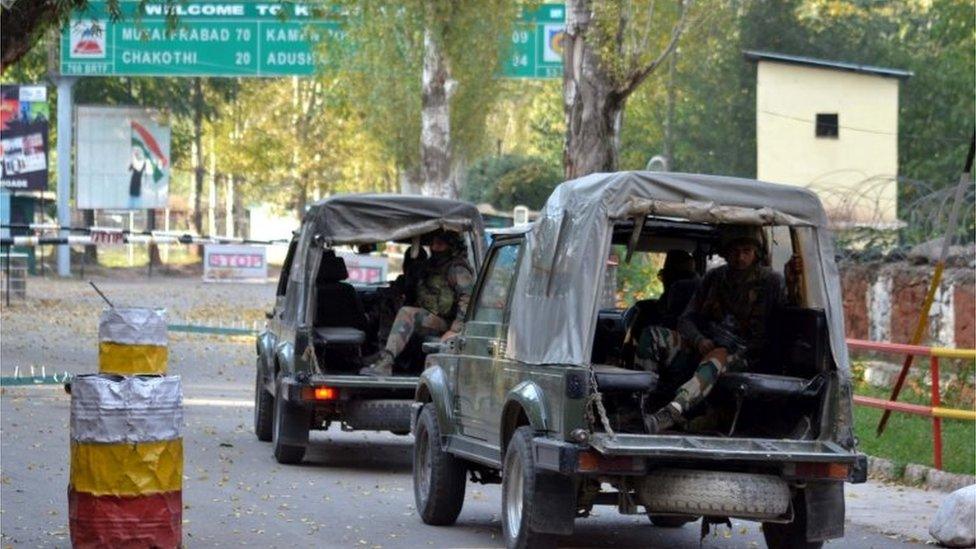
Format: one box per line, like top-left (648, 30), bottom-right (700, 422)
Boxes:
top-left (455, 237), bottom-right (522, 442)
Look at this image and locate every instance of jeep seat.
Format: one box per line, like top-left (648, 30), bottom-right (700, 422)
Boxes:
top-left (314, 250), bottom-right (367, 346)
top-left (717, 372), bottom-right (825, 400)
top-left (592, 364), bottom-right (658, 393)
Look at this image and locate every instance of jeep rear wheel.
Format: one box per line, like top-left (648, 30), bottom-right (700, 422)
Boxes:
top-left (272, 375), bottom-right (309, 465)
top-left (502, 427), bottom-right (555, 549)
top-left (254, 361), bottom-right (273, 442)
top-left (413, 404), bottom-right (466, 525)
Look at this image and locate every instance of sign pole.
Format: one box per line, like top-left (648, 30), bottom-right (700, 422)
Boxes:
top-left (56, 77), bottom-right (77, 277)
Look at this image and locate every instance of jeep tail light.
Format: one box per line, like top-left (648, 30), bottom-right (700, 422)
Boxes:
top-left (577, 451), bottom-right (643, 473)
top-left (794, 462), bottom-right (850, 480)
top-left (301, 386), bottom-right (338, 401)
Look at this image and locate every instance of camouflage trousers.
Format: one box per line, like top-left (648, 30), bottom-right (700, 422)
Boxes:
top-left (385, 306), bottom-right (450, 358)
top-left (636, 326), bottom-right (731, 414)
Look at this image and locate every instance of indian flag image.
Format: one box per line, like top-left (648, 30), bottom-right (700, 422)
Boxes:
top-left (131, 120), bottom-right (169, 183)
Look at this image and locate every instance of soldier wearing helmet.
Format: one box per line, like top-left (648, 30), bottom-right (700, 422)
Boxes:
top-left (360, 230), bottom-right (474, 376)
top-left (638, 225), bottom-right (785, 433)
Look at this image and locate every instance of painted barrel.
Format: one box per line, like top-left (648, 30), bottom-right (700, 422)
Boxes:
top-left (69, 374), bottom-right (183, 548)
top-left (98, 307), bottom-right (168, 375)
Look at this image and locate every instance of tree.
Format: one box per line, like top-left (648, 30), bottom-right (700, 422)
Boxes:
top-left (335, 0), bottom-right (517, 198)
top-left (562, 0), bottom-right (692, 179)
top-left (462, 154), bottom-right (561, 210)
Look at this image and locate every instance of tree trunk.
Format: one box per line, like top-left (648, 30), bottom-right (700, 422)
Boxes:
top-left (192, 78), bottom-right (204, 237)
top-left (146, 209), bottom-right (161, 266)
top-left (398, 165), bottom-right (422, 195)
top-left (563, 0), bottom-right (625, 179)
top-left (420, 24), bottom-right (457, 198)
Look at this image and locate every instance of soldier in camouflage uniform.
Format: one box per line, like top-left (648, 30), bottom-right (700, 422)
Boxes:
top-left (639, 226), bottom-right (785, 433)
top-left (360, 231), bottom-right (475, 376)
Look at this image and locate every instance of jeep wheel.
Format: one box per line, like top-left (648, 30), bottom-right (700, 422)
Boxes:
top-left (254, 362), bottom-right (274, 442)
top-left (502, 427), bottom-right (555, 549)
top-left (648, 514), bottom-right (696, 528)
top-left (413, 404), bottom-right (465, 525)
top-left (271, 375), bottom-right (308, 465)
top-left (762, 491), bottom-right (823, 549)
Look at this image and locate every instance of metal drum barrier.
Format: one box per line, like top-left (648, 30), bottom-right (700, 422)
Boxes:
top-left (98, 307), bottom-right (168, 375)
top-left (68, 374), bottom-right (184, 548)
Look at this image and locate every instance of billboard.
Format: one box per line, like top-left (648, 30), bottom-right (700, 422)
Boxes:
top-left (1, 85), bottom-right (50, 191)
top-left (76, 106), bottom-right (170, 209)
top-left (204, 244), bottom-right (268, 282)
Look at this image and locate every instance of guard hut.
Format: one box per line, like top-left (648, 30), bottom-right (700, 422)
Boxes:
top-left (744, 50), bottom-right (912, 229)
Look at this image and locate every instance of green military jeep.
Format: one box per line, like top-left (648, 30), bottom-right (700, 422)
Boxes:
top-left (411, 172), bottom-right (866, 548)
top-left (254, 194), bottom-right (484, 464)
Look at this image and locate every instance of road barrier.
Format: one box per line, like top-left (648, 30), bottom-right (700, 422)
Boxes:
top-left (848, 339), bottom-right (976, 470)
top-left (68, 375), bottom-right (183, 548)
top-left (98, 308), bottom-right (168, 375)
top-left (69, 308), bottom-right (183, 548)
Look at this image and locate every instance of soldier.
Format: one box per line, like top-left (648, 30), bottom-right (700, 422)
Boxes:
top-left (639, 226), bottom-right (785, 433)
top-left (359, 231), bottom-right (474, 376)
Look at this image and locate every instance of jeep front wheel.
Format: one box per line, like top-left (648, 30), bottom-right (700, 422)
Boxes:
top-left (502, 427), bottom-right (555, 549)
top-left (271, 375), bottom-right (309, 465)
top-left (254, 361), bottom-right (274, 442)
top-left (413, 404), bottom-right (466, 525)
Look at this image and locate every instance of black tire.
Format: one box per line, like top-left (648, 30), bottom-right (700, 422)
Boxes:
top-left (648, 514), bottom-right (696, 528)
top-left (254, 362), bottom-right (274, 442)
top-left (762, 491), bottom-right (823, 549)
top-left (501, 427), bottom-right (555, 549)
top-left (272, 375), bottom-right (308, 465)
top-left (413, 404), bottom-right (466, 525)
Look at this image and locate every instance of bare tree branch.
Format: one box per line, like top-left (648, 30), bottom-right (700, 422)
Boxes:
top-left (615, 0), bottom-right (690, 97)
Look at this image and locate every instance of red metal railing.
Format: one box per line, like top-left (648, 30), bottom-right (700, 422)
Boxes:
top-left (848, 338), bottom-right (976, 470)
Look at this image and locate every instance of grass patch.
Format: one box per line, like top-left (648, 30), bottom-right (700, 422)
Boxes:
top-left (852, 366), bottom-right (975, 476)
top-left (853, 404), bottom-right (975, 476)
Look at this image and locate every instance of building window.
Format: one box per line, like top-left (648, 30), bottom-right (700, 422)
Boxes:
top-left (815, 113), bottom-right (839, 138)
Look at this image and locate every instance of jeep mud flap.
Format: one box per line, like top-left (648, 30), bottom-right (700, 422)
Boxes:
top-left (589, 433), bottom-right (858, 464)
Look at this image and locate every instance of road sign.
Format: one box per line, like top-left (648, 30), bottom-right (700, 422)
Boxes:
top-left (61, 1), bottom-right (565, 79)
top-left (502, 4), bottom-right (566, 79)
top-left (61, 1), bottom-right (342, 77)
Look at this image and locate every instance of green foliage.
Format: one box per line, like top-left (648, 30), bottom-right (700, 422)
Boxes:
top-left (614, 247), bottom-right (664, 305)
top-left (462, 154), bottom-right (560, 210)
top-left (332, 0), bottom-right (518, 180)
top-left (492, 158), bottom-right (561, 210)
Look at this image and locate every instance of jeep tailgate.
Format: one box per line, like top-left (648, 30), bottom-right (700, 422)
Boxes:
top-left (589, 433), bottom-right (857, 463)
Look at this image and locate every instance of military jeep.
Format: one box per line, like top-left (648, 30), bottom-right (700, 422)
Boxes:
top-left (254, 194), bottom-right (484, 464)
top-left (411, 172), bottom-right (866, 548)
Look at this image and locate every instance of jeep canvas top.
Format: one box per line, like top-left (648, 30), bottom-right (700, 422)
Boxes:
top-left (411, 171), bottom-right (866, 549)
top-left (255, 193), bottom-right (486, 464)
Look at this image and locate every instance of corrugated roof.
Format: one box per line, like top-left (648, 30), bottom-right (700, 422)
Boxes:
top-left (743, 50), bottom-right (913, 80)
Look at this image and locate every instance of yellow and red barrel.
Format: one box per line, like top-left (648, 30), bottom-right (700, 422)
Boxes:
top-left (69, 374), bottom-right (183, 548)
top-left (98, 307), bottom-right (168, 375)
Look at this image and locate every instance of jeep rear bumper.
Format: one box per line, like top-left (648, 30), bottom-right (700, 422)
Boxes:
top-left (279, 374), bottom-right (418, 432)
top-left (533, 434), bottom-right (867, 483)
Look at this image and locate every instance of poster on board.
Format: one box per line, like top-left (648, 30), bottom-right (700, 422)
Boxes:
top-left (76, 105), bottom-right (170, 209)
top-left (204, 244), bottom-right (268, 282)
top-left (1, 85), bottom-right (50, 191)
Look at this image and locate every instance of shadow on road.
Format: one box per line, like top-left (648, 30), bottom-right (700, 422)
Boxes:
top-left (302, 433), bottom-right (414, 473)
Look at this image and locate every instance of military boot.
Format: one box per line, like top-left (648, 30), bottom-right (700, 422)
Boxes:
top-left (359, 350), bottom-right (394, 377)
top-left (644, 403), bottom-right (683, 434)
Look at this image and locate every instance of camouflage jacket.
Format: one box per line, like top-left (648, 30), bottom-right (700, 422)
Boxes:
top-left (677, 264), bottom-right (785, 363)
top-left (415, 253), bottom-right (475, 333)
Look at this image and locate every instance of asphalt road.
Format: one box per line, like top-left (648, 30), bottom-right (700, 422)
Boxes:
top-left (0, 278), bottom-right (934, 548)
